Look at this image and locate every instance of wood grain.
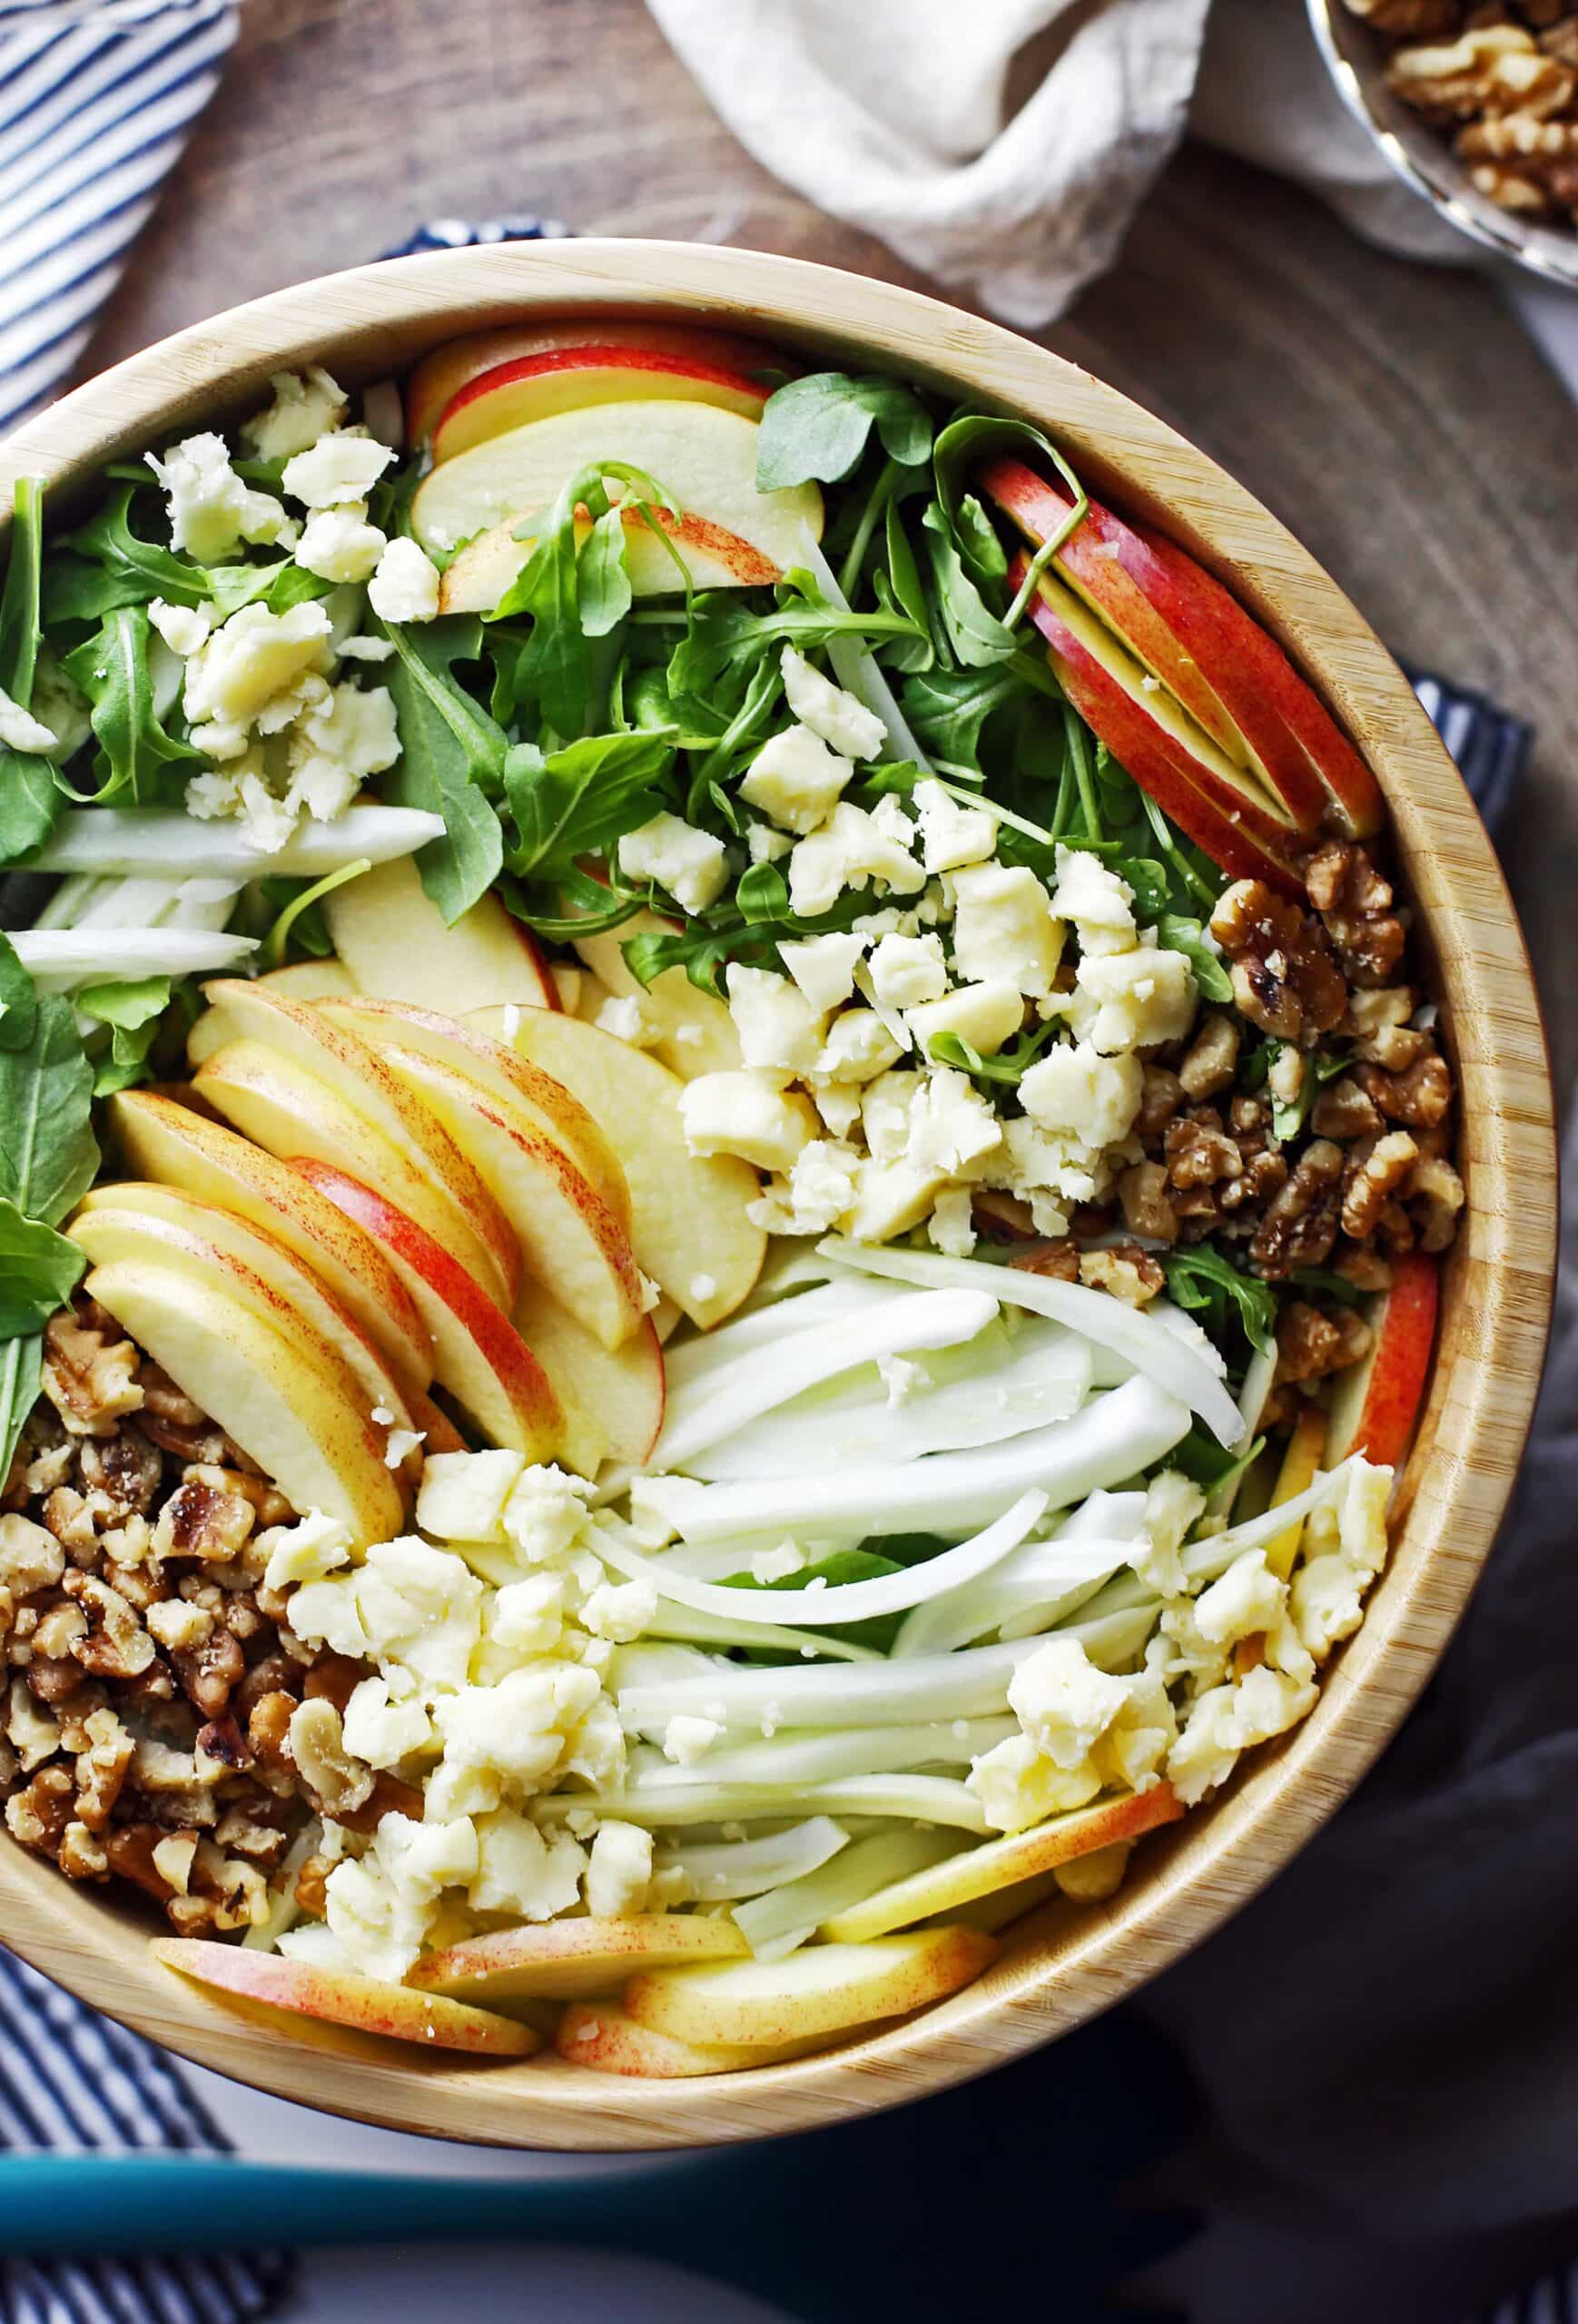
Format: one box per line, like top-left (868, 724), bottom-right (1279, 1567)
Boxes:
top-left (0, 240), bottom-right (1556, 2149)
top-left (81, 0), bottom-right (1578, 1101)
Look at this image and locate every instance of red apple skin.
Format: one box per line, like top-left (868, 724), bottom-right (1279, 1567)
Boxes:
top-left (1014, 561), bottom-right (1307, 895)
top-left (153, 1938), bottom-right (538, 2056)
top-left (982, 458), bottom-right (1384, 838)
top-left (407, 321), bottom-right (790, 446)
top-left (1327, 1248), bottom-right (1439, 1468)
top-left (290, 1158), bottom-right (563, 1459)
top-left (432, 347), bottom-right (771, 464)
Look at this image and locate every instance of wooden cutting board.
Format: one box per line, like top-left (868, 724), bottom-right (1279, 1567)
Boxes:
top-left (82, 0), bottom-right (1578, 1101)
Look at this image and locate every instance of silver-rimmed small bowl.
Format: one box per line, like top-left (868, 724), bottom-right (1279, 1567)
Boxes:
top-left (1307, 0), bottom-right (1578, 289)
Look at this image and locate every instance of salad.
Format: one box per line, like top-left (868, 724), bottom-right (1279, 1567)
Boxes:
top-left (0, 320), bottom-right (1463, 2075)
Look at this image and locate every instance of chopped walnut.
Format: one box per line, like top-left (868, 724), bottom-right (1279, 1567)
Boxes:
top-left (1342, 1130), bottom-right (1422, 1240)
top-left (1079, 1245), bottom-right (1165, 1305)
top-left (288, 1697), bottom-right (375, 1820)
top-left (1135, 1067), bottom-right (1186, 1138)
top-left (1312, 1073), bottom-right (1385, 1140)
top-left (1210, 881), bottom-right (1346, 1044)
top-left (1165, 1111), bottom-right (1242, 1187)
top-left (1276, 1301), bottom-right (1375, 1386)
top-left (1118, 1160), bottom-right (1179, 1243)
top-left (61, 1571), bottom-right (155, 1681)
top-left (1007, 1240), bottom-right (1080, 1283)
top-left (1387, 23), bottom-right (1558, 113)
top-left (151, 1465), bottom-right (257, 1564)
top-left (1178, 1012), bottom-right (1239, 1099)
top-left (0, 1514), bottom-right (64, 1600)
top-left (1304, 838), bottom-right (1394, 917)
top-left (1334, 1240), bottom-right (1396, 1293)
top-left (294, 1853), bottom-right (331, 1918)
top-left (1353, 1050), bottom-right (1455, 1128)
top-left (1250, 1139), bottom-right (1346, 1277)
top-left (41, 1306), bottom-right (144, 1438)
top-left (1409, 1151), bottom-right (1467, 1251)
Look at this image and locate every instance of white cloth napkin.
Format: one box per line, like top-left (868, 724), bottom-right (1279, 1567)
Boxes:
top-left (645, 0), bottom-right (1475, 326)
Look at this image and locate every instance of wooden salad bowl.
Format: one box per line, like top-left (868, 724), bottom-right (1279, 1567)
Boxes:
top-left (0, 243), bottom-right (1556, 2151)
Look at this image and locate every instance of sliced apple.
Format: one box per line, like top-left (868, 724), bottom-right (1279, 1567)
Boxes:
top-left (1016, 555), bottom-right (1309, 897)
top-left (84, 1258), bottom-right (405, 1549)
top-left (362, 1037), bottom-right (644, 1353)
top-left (318, 996), bottom-right (630, 1229)
top-left (192, 1018), bottom-right (518, 1316)
top-left (984, 458), bottom-right (1384, 837)
top-left (513, 1283), bottom-right (664, 1476)
top-left (406, 320), bottom-right (789, 448)
top-left (69, 1188), bottom-right (418, 1443)
top-left (107, 1089), bottom-right (434, 1395)
top-left (622, 1927), bottom-right (998, 2048)
top-left (153, 1937), bottom-right (536, 2056)
top-left (471, 1004), bottom-right (764, 1330)
top-left (432, 345), bottom-right (772, 464)
top-left (410, 399), bottom-right (824, 566)
top-left (820, 1786), bottom-right (1184, 1943)
top-left (410, 1913), bottom-right (747, 2004)
top-left (555, 1998), bottom-right (824, 2078)
top-left (568, 911), bottom-right (741, 1080)
top-left (289, 1158), bottom-right (562, 1459)
top-left (1326, 1248), bottom-right (1438, 1470)
top-left (1265, 1403), bottom-right (1330, 1582)
top-left (405, 1385), bottom-right (467, 1456)
top-left (257, 958), bottom-right (356, 1001)
top-left (440, 502), bottom-right (781, 615)
top-left (322, 854), bottom-right (557, 1013)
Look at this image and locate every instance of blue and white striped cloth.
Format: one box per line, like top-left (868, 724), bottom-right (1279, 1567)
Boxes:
top-left (1, 1947), bottom-right (292, 2321)
top-left (0, 0), bottom-right (239, 434)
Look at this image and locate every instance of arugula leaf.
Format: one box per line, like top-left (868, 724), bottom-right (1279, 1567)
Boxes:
top-left (0, 990), bottom-right (98, 1226)
top-left (1266, 1044), bottom-right (1349, 1144)
top-left (76, 975), bottom-right (173, 1098)
top-left (493, 461), bottom-right (676, 733)
top-left (623, 886), bottom-right (873, 998)
top-left (503, 730), bottom-right (671, 884)
top-left (1160, 1246), bottom-right (1277, 1360)
top-left (260, 862), bottom-right (370, 972)
top-left (926, 1021), bottom-right (1057, 1087)
top-left (61, 605), bottom-right (196, 805)
top-left (931, 411), bottom-right (1089, 616)
top-left (502, 860), bottom-right (646, 944)
top-left (734, 862), bottom-right (789, 923)
top-left (0, 1197), bottom-right (86, 1337)
top-left (379, 615), bottom-right (507, 922)
top-left (0, 1336), bottom-right (43, 1498)
top-left (919, 505), bottom-right (1014, 668)
top-left (0, 478), bottom-right (44, 704)
top-left (1288, 1265), bottom-right (1366, 1308)
top-left (0, 933), bottom-right (38, 1054)
top-left (874, 497), bottom-right (935, 674)
top-left (719, 1546), bottom-right (911, 1656)
top-left (1156, 912), bottom-right (1233, 1004)
top-left (898, 665), bottom-right (1020, 769)
top-left (668, 574), bottom-right (922, 699)
top-left (0, 745), bottom-right (60, 864)
top-left (48, 483), bottom-right (209, 619)
top-left (756, 373), bottom-right (933, 491)
top-left (578, 503), bottom-right (633, 638)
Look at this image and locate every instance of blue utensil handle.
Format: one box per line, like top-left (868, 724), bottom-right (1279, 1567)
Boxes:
top-left (0, 2152), bottom-right (686, 2255)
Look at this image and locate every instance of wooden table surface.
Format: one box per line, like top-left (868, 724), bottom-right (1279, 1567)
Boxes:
top-left (85, 0), bottom-right (1578, 1103)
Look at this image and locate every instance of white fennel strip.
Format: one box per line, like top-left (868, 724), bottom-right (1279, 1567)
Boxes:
top-left (1182, 1456), bottom-right (1373, 1586)
top-left (818, 1238), bottom-right (1246, 1449)
top-left (30, 804), bottom-right (445, 879)
top-left (685, 1319), bottom-right (1092, 1480)
top-left (636, 1599), bottom-right (884, 1661)
top-left (733, 1827), bottom-right (966, 1962)
top-left (593, 1492), bottom-right (1046, 1628)
top-left (654, 1819), bottom-right (852, 1905)
top-left (661, 1275), bottom-right (893, 1393)
top-left (633, 1375), bottom-right (1188, 1546)
top-left (799, 527), bottom-right (932, 766)
top-left (654, 1287), bottom-right (1000, 1470)
top-left (652, 1716), bottom-right (1018, 1790)
top-left (892, 1538), bottom-right (1140, 1659)
top-left (537, 1773), bottom-right (991, 1834)
top-left (12, 929), bottom-right (257, 987)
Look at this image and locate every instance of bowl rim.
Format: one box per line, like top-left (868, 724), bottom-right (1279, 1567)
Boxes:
top-left (1306, 0), bottom-right (1578, 289)
top-left (0, 237), bottom-right (1556, 2151)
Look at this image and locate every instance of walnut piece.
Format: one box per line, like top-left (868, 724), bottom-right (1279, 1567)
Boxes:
top-left (1250, 1139), bottom-right (1346, 1277)
top-left (1078, 1246), bottom-right (1165, 1306)
top-left (1276, 1301), bottom-right (1375, 1386)
top-left (1209, 881), bottom-right (1346, 1044)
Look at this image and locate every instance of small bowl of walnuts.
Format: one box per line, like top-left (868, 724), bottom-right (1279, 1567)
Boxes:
top-left (1308, 0), bottom-right (1578, 285)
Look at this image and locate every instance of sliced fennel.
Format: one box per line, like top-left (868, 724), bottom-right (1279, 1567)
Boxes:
top-left (1181, 1457), bottom-right (1361, 1587)
top-left (733, 1827), bottom-right (965, 1962)
top-left (652, 1717), bottom-right (1018, 1791)
top-left (616, 1600), bottom-right (1157, 1740)
top-left (655, 1817), bottom-right (852, 1905)
top-left (818, 1239), bottom-right (1246, 1450)
top-left (891, 1538), bottom-right (1139, 1659)
top-left (12, 928), bottom-right (257, 989)
top-left (636, 1599), bottom-right (883, 1660)
top-left (654, 1286), bottom-right (1001, 1472)
top-left (31, 804), bottom-right (445, 879)
top-left (594, 1492), bottom-right (1046, 1628)
top-left (536, 1772), bottom-right (991, 1834)
top-left (685, 1315), bottom-right (1092, 1480)
top-left (633, 1374), bottom-right (1189, 1546)
top-left (661, 1275), bottom-right (893, 1394)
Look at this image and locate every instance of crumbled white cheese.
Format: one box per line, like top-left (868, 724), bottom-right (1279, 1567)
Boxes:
top-left (778, 931), bottom-right (866, 1013)
top-left (182, 600), bottom-right (334, 730)
top-left (868, 931), bottom-right (948, 1011)
top-left (294, 502), bottom-right (387, 585)
top-left (679, 1070), bottom-right (818, 1173)
top-left (928, 1187), bottom-right (977, 1258)
top-left (663, 1712), bottom-right (725, 1766)
top-left (780, 645), bottom-right (885, 761)
top-left (1019, 1041), bottom-right (1142, 1147)
top-left (500, 1464), bottom-right (594, 1565)
top-left (1050, 846), bottom-right (1138, 957)
top-left (814, 1007), bottom-right (902, 1087)
top-left (725, 963), bottom-right (826, 1078)
top-left (146, 432), bottom-right (295, 563)
top-left (0, 681), bottom-right (57, 757)
top-left (1009, 1635), bottom-right (1133, 1768)
top-left (582, 1577), bottom-right (657, 1643)
top-left (594, 991), bottom-right (662, 1048)
top-left (148, 598), bottom-right (214, 658)
top-left (912, 777), bottom-right (997, 873)
top-left (740, 721), bottom-right (853, 834)
top-left (281, 428), bottom-right (394, 508)
top-left (242, 367), bottom-right (349, 461)
top-left (967, 1730), bottom-right (1102, 1834)
top-left (1079, 946), bottom-right (1196, 1054)
top-left (416, 1449), bottom-right (526, 1542)
top-left (367, 535), bottom-right (441, 625)
top-left (906, 980), bottom-right (1025, 1059)
top-left (584, 1818), bottom-right (653, 1918)
top-left (788, 801), bottom-right (924, 918)
top-left (950, 863), bottom-right (1063, 998)
top-left (746, 821), bottom-right (794, 863)
top-left (341, 1674), bottom-right (433, 1768)
top-left (619, 812), bottom-right (730, 914)
top-left (1166, 1665), bottom-right (1317, 1807)
top-left (903, 1068), bottom-right (1002, 1177)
